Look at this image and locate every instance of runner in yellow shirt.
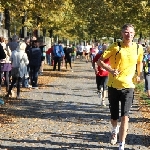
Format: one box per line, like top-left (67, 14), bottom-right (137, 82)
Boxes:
top-left (97, 24), bottom-right (143, 150)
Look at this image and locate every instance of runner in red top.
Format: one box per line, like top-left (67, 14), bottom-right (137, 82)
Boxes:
top-left (93, 44), bottom-right (109, 106)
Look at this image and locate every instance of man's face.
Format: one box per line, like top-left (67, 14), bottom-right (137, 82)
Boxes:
top-left (121, 27), bottom-right (135, 42)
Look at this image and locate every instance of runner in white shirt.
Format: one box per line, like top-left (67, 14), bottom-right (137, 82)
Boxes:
top-left (78, 44), bottom-right (84, 61)
top-left (83, 43), bottom-right (91, 63)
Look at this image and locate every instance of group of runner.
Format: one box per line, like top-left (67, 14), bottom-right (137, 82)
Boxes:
top-left (0, 23), bottom-right (148, 150)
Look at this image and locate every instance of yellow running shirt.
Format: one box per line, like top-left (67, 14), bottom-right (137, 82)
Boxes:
top-left (102, 42), bottom-right (143, 89)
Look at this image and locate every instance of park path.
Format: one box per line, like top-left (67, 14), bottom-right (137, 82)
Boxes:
top-left (0, 60), bottom-right (149, 150)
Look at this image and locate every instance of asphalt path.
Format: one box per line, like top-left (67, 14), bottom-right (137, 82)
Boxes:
top-left (0, 60), bottom-right (149, 150)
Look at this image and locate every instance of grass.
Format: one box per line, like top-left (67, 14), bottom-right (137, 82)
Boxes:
top-left (135, 81), bottom-right (150, 106)
top-left (135, 81), bottom-right (150, 146)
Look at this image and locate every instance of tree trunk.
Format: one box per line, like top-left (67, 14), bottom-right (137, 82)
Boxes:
top-left (4, 8), bottom-right (10, 37)
top-left (140, 32), bottom-right (142, 39)
top-left (21, 11), bottom-right (27, 38)
top-left (43, 28), bottom-right (46, 37)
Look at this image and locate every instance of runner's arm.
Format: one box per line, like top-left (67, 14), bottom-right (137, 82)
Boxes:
top-left (137, 45), bottom-right (144, 79)
top-left (137, 61), bottom-right (143, 78)
top-left (97, 56), bottom-right (119, 76)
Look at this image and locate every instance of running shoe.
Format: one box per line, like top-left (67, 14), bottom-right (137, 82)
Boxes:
top-left (110, 126), bottom-right (119, 145)
top-left (101, 100), bottom-right (106, 106)
top-left (97, 91), bottom-right (102, 98)
top-left (119, 144), bottom-right (124, 150)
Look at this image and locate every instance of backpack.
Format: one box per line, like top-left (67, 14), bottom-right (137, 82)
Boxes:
top-left (0, 44), bottom-right (6, 59)
top-left (53, 45), bottom-right (64, 57)
top-left (98, 45), bottom-right (102, 51)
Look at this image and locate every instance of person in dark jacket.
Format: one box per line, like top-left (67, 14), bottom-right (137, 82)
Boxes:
top-left (0, 43), bottom-right (6, 60)
top-left (0, 43), bottom-right (6, 91)
top-left (29, 40), bottom-right (41, 89)
top-left (64, 44), bottom-right (73, 71)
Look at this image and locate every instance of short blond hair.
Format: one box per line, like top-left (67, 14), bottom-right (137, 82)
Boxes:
top-left (121, 23), bottom-right (135, 32)
top-left (18, 41), bottom-right (26, 51)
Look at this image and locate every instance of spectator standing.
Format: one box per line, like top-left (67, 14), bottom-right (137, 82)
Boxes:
top-left (29, 40), bottom-right (42, 89)
top-left (0, 37), bottom-right (11, 92)
top-left (5, 35), bottom-right (19, 84)
top-left (6, 41), bottom-right (29, 99)
top-left (0, 43), bottom-right (6, 92)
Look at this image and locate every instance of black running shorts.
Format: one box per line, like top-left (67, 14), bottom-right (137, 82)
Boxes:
top-left (108, 87), bottom-right (134, 120)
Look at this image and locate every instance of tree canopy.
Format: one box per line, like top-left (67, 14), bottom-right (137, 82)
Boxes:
top-left (0, 0), bottom-right (150, 41)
